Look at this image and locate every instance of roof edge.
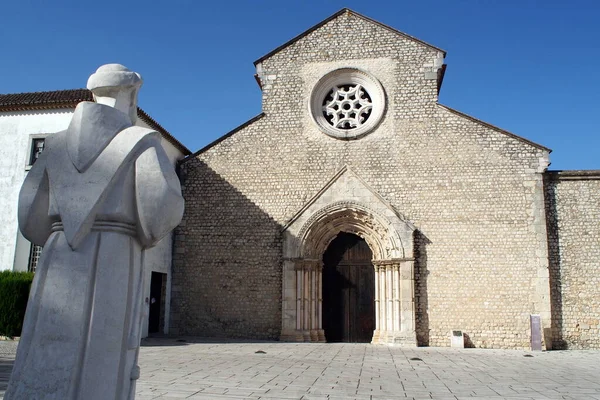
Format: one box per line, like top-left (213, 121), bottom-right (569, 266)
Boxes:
top-left (136, 108), bottom-right (191, 155)
top-left (546, 170), bottom-right (600, 181)
top-left (0, 102), bottom-right (81, 113)
top-left (437, 104), bottom-right (551, 152)
top-left (0, 88), bottom-right (191, 156)
top-left (254, 8), bottom-right (446, 66)
top-left (180, 113), bottom-right (266, 164)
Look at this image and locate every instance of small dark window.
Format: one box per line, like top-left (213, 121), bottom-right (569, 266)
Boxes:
top-left (28, 244), bottom-right (43, 272)
top-left (29, 138), bottom-right (45, 165)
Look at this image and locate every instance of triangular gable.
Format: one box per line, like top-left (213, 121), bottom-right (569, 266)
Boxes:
top-left (254, 8), bottom-right (446, 66)
top-left (282, 165), bottom-right (416, 260)
top-left (283, 165), bottom-right (414, 233)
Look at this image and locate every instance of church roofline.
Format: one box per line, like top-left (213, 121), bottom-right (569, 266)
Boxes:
top-left (437, 104), bottom-right (552, 152)
top-left (180, 113), bottom-right (266, 164)
top-left (0, 88), bottom-right (191, 155)
top-left (253, 8), bottom-right (447, 67)
top-left (545, 170), bottom-right (600, 180)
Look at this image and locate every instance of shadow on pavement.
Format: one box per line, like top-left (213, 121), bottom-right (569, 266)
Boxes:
top-left (141, 336), bottom-right (281, 347)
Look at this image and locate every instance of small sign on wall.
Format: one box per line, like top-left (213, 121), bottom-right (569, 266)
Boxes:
top-left (530, 314), bottom-right (542, 351)
top-left (450, 330), bottom-right (464, 348)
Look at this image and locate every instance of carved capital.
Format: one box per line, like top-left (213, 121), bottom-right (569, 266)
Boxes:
top-left (373, 259), bottom-right (401, 272)
top-left (372, 259), bottom-right (393, 268)
top-left (295, 259), bottom-right (322, 271)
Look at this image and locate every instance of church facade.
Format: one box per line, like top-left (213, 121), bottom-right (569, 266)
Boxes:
top-left (1, 9), bottom-right (598, 350)
top-left (171, 9), bottom-right (600, 350)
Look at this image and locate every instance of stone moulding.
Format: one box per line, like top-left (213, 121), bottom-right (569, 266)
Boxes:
top-left (298, 201), bottom-right (405, 260)
top-left (281, 169), bottom-right (417, 346)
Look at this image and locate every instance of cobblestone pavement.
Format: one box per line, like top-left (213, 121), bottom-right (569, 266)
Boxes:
top-left (2, 338), bottom-right (600, 399)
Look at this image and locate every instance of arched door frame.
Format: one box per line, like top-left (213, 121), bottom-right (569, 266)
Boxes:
top-left (281, 201), bottom-right (417, 346)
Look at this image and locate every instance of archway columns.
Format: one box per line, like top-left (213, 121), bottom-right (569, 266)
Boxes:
top-left (280, 192), bottom-right (417, 345)
top-left (280, 259), bottom-right (325, 342)
top-left (371, 259), bottom-right (417, 346)
top-left (280, 256), bottom-right (417, 346)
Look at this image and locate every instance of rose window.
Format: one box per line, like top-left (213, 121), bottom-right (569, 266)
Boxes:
top-left (322, 84), bottom-right (373, 130)
top-left (310, 68), bottom-right (385, 140)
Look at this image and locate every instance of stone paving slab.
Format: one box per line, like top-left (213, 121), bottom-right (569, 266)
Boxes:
top-left (1, 338), bottom-right (600, 399)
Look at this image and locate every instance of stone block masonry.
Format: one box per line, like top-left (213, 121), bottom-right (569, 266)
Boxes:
top-left (169, 9), bottom-right (597, 349)
top-left (545, 171), bottom-right (600, 349)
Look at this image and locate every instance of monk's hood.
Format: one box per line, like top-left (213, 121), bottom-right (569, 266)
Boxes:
top-left (66, 102), bottom-right (132, 172)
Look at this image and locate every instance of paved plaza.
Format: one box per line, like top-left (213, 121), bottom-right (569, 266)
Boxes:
top-left (1, 338), bottom-right (600, 399)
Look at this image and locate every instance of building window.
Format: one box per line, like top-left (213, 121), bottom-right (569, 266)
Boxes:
top-left (28, 244), bottom-right (43, 273)
top-left (322, 84), bottom-right (373, 130)
top-left (29, 138), bottom-right (45, 165)
top-left (310, 68), bottom-right (386, 140)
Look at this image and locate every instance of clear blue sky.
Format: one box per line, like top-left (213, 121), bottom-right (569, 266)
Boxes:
top-left (2, 0), bottom-right (598, 170)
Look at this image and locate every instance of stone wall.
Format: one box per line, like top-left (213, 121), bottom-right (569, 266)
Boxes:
top-left (545, 171), bottom-right (600, 349)
top-left (173, 11), bottom-right (553, 348)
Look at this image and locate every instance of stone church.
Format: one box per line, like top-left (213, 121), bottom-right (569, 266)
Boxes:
top-left (1, 9), bottom-right (598, 350)
top-left (170, 9), bottom-right (599, 350)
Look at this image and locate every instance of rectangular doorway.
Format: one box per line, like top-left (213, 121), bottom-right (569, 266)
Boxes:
top-left (149, 272), bottom-right (167, 335)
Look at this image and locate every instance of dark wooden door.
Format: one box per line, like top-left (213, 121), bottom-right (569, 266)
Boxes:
top-left (148, 272), bottom-right (165, 334)
top-left (322, 232), bottom-right (375, 343)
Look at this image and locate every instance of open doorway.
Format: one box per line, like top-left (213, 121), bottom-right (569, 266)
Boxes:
top-left (148, 272), bottom-right (167, 335)
top-left (322, 232), bottom-right (375, 342)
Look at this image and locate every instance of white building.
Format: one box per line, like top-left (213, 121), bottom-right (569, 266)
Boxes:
top-left (0, 88), bottom-right (190, 338)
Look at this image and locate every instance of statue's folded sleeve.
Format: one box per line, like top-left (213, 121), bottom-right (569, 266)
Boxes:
top-left (135, 140), bottom-right (184, 248)
top-left (18, 147), bottom-right (53, 246)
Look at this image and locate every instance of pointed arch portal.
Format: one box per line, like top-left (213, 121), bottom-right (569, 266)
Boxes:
top-left (281, 201), bottom-right (417, 346)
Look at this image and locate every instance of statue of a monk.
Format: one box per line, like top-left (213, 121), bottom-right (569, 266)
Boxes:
top-left (5, 64), bottom-right (184, 400)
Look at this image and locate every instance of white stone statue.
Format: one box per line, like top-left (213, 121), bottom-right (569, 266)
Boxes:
top-left (5, 64), bottom-right (184, 400)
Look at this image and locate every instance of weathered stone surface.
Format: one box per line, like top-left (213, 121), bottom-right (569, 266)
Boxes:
top-left (172, 10), bottom-right (557, 349)
top-left (545, 171), bottom-right (600, 349)
top-left (173, 10), bottom-right (598, 350)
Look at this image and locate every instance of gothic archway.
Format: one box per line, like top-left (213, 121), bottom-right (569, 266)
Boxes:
top-left (281, 201), bottom-right (417, 346)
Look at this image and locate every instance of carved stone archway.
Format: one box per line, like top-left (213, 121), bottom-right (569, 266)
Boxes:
top-left (281, 201), bottom-right (417, 346)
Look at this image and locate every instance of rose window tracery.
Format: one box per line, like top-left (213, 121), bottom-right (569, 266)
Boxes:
top-left (322, 84), bottom-right (373, 130)
top-left (310, 68), bottom-right (385, 140)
